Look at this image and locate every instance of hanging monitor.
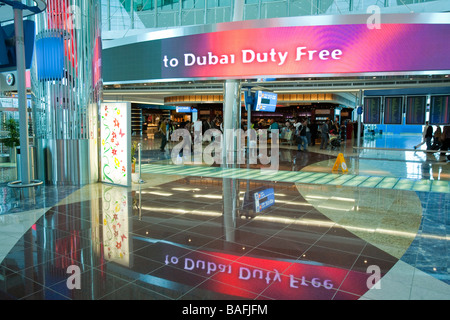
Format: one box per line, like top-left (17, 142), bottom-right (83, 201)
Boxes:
top-left (405, 96), bottom-right (427, 125)
top-left (384, 96), bottom-right (403, 125)
top-left (429, 95), bottom-right (450, 125)
top-left (363, 97), bottom-right (381, 124)
top-left (253, 91), bottom-right (277, 112)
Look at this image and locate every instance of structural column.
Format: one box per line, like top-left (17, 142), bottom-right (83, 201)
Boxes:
top-left (13, 1), bottom-right (30, 186)
top-left (32, 0), bottom-right (102, 185)
top-left (222, 0), bottom-right (245, 241)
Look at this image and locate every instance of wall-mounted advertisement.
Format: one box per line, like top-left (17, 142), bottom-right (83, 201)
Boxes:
top-left (100, 102), bottom-right (131, 187)
top-left (103, 14), bottom-right (450, 83)
top-left (405, 96), bottom-right (427, 125)
top-left (384, 96), bottom-right (403, 125)
top-left (363, 97), bottom-right (381, 124)
top-left (429, 95), bottom-right (450, 125)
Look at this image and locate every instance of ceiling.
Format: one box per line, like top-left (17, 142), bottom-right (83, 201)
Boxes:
top-left (0, 0), bottom-right (46, 23)
top-left (102, 74), bottom-right (450, 108)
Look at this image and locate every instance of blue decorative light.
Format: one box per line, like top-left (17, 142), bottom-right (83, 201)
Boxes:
top-left (36, 32), bottom-right (64, 81)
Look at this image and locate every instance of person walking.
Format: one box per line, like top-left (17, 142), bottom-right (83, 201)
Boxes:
top-left (414, 121), bottom-right (433, 150)
top-left (320, 120), bottom-right (330, 150)
top-left (159, 118), bottom-right (168, 152)
top-left (434, 126), bottom-right (442, 148)
top-left (299, 120), bottom-right (308, 151)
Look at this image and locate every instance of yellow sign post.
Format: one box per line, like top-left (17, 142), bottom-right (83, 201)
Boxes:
top-left (332, 153), bottom-right (348, 173)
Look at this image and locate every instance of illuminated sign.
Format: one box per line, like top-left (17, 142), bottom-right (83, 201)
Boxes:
top-left (176, 106), bottom-right (192, 113)
top-left (363, 97), bottom-right (381, 124)
top-left (103, 14), bottom-right (450, 83)
top-left (100, 102), bottom-right (131, 187)
top-left (406, 96), bottom-right (427, 125)
top-left (430, 95), bottom-right (450, 125)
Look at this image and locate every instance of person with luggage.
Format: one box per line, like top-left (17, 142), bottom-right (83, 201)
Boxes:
top-left (431, 126), bottom-right (442, 151)
top-left (414, 121), bottom-right (433, 150)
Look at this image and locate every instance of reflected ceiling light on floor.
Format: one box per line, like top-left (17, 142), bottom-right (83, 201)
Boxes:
top-left (141, 206), bottom-right (221, 217)
top-left (191, 210), bottom-right (221, 217)
top-left (330, 196), bottom-right (356, 203)
top-left (141, 191), bottom-right (173, 197)
top-left (276, 200), bottom-right (312, 206)
top-left (318, 205), bottom-right (355, 211)
top-left (304, 195), bottom-right (329, 200)
top-left (172, 187), bottom-right (201, 192)
top-left (193, 194), bottom-right (223, 199)
top-left (141, 206), bottom-right (188, 214)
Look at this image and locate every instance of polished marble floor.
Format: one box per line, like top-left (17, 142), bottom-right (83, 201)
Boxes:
top-left (0, 133), bottom-right (449, 300)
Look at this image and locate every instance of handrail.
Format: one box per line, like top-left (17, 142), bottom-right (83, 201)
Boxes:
top-left (353, 146), bottom-right (450, 154)
top-left (7, 179), bottom-right (43, 188)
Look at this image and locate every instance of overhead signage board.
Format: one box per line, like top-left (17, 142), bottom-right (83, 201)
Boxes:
top-left (176, 106), bottom-right (192, 113)
top-left (429, 95), bottom-right (450, 125)
top-left (363, 97), bottom-right (381, 124)
top-left (103, 13), bottom-right (450, 84)
top-left (384, 96), bottom-right (403, 125)
top-left (405, 96), bottom-right (427, 125)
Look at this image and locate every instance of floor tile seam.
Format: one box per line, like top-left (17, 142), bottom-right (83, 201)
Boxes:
top-left (93, 266), bottom-right (178, 300)
top-left (116, 280), bottom-right (175, 300)
top-left (330, 241), bottom-right (373, 300)
top-left (249, 222), bottom-right (316, 300)
top-left (0, 206), bottom-right (54, 264)
top-left (37, 263), bottom-right (139, 300)
top-left (18, 285), bottom-right (72, 300)
top-left (240, 221), bottom-right (310, 263)
top-left (0, 266), bottom-right (56, 298)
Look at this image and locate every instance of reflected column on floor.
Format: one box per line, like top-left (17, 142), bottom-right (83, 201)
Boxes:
top-left (222, 79), bottom-right (241, 243)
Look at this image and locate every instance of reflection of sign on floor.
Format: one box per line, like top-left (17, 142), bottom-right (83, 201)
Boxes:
top-left (241, 187), bottom-right (276, 217)
top-left (332, 153), bottom-right (348, 173)
top-left (254, 188), bottom-right (275, 213)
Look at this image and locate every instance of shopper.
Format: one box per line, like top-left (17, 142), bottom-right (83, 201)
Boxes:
top-left (297, 120), bottom-right (308, 151)
top-left (440, 126), bottom-right (450, 157)
top-left (320, 120), bottom-right (330, 150)
top-left (159, 118), bottom-right (168, 152)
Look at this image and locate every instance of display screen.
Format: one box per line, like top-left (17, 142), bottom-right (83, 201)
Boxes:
top-left (363, 97), bottom-right (381, 124)
top-left (406, 96), bottom-right (427, 125)
top-left (429, 95), bottom-right (450, 125)
top-left (176, 106), bottom-right (192, 113)
top-left (103, 19), bottom-right (450, 83)
top-left (384, 96), bottom-right (403, 125)
top-left (254, 91), bottom-right (277, 112)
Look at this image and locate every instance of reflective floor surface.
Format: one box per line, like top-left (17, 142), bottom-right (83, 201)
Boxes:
top-left (0, 133), bottom-right (449, 300)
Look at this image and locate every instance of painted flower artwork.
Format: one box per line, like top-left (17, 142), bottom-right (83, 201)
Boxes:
top-left (100, 103), bottom-right (129, 186)
top-left (102, 185), bottom-right (130, 267)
